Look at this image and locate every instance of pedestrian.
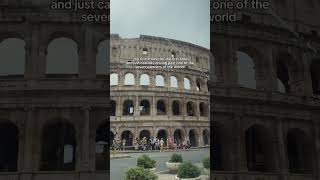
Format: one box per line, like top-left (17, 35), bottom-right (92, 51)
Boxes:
top-left (122, 139), bottom-right (126, 151)
top-left (134, 138), bottom-right (139, 151)
top-left (160, 138), bottom-right (164, 152)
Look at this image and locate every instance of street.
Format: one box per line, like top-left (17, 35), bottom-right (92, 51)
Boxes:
top-left (110, 148), bottom-right (209, 180)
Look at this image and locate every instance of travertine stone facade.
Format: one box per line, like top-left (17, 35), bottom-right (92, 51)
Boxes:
top-left (0, 2), bottom-right (109, 180)
top-left (210, 1), bottom-right (320, 180)
top-left (110, 34), bottom-right (210, 147)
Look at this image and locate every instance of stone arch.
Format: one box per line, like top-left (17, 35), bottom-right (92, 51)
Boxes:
top-left (170, 75), bottom-right (178, 88)
top-left (40, 121), bottom-right (76, 171)
top-left (236, 47), bottom-right (258, 89)
top-left (140, 73), bottom-right (150, 86)
top-left (96, 39), bottom-right (108, 75)
top-left (123, 99), bottom-right (134, 116)
top-left (95, 122), bottom-right (108, 170)
top-left (155, 74), bottom-right (165, 87)
top-left (110, 100), bottom-right (116, 116)
top-left (203, 129), bottom-right (210, 145)
top-left (121, 130), bottom-right (134, 146)
top-left (189, 129), bottom-right (198, 147)
top-left (124, 72), bottom-right (135, 85)
top-left (186, 101), bottom-right (196, 116)
top-left (110, 73), bottom-right (119, 86)
top-left (0, 121), bottom-right (19, 172)
top-left (0, 38), bottom-right (25, 77)
top-left (245, 124), bottom-right (275, 172)
top-left (172, 100), bottom-right (181, 115)
top-left (46, 37), bottom-right (79, 76)
top-left (157, 129), bottom-right (168, 143)
top-left (210, 122), bottom-right (233, 171)
top-left (139, 130), bottom-right (151, 140)
top-left (196, 78), bottom-right (203, 91)
top-left (199, 102), bottom-right (208, 117)
top-left (287, 128), bottom-right (313, 174)
top-left (183, 77), bottom-right (191, 90)
top-left (173, 129), bottom-right (184, 144)
top-left (140, 99), bottom-right (150, 115)
top-left (157, 99), bottom-right (166, 115)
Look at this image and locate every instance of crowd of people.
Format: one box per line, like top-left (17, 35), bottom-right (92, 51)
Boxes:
top-left (111, 136), bottom-right (191, 152)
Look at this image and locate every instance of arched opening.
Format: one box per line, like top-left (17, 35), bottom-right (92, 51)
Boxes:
top-left (157, 129), bottom-right (167, 144)
top-left (196, 78), bottom-right (202, 91)
top-left (184, 78), bottom-right (191, 90)
top-left (0, 38), bottom-right (25, 77)
top-left (121, 131), bottom-right (133, 147)
top-left (170, 76), bottom-right (178, 88)
top-left (96, 40), bottom-right (108, 75)
top-left (199, 102), bottom-right (207, 117)
top-left (110, 73), bottom-right (118, 86)
top-left (0, 122), bottom-right (19, 172)
top-left (40, 121), bottom-right (76, 171)
top-left (95, 123), bottom-right (108, 170)
top-left (140, 73), bottom-right (150, 86)
top-left (46, 37), bottom-right (78, 76)
top-left (157, 100), bottom-right (166, 115)
top-left (189, 129), bottom-right (198, 147)
top-left (124, 73), bottom-right (135, 85)
top-left (140, 100), bottom-right (150, 115)
top-left (245, 125), bottom-right (275, 172)
top-left (310, 59), bottom-right (320, 95)
top-left (203, 129), bottom-right (210, 145)
top-left (110, 131), bottom-right (114, 146)
top-left (110, 100), bottom-right (116, 116)
top-left (174, 129), bottom-right (183, 144)
top-left (156, 75), bottom-right (165, 87)
top-left (187, 101), bottom-right (196, 116)
top-left (287, 129), bottom-right (313, 174)
top-left (123, 100), bottom-right (134, 116)
top-left (277, 57), bottom-right (290, 93)
top-left (139, 130), bottom-right (151, 140)
top-left (236, 51), bottom-right (256, 89)
top-left (172, 100), bottom-right (180, 115)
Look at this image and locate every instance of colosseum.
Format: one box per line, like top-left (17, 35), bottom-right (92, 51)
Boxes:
top-left (210, 1), bottom-right (320, 180)
top-left (110, 34), bottom-right (211, 148)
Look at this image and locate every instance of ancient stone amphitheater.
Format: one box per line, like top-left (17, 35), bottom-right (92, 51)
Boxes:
top-left (210, 1), bottom-right (320, 180)
top-left (110, 34), bottom-right (210, 148)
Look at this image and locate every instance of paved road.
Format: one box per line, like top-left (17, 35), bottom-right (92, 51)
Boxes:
top-left (110, 148), bottom-right (209, 180)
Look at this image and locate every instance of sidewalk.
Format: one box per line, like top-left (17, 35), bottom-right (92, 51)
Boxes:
top-left (116, 146), bottom-right (210, 154)
top-left (157, 174), bottom-right (210, 180)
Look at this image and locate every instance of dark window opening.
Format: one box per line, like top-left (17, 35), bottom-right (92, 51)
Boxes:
top-left (140, 100), bottom-right (150, 115)
top-left (123, 100), bottom-right (134, 116)
top-left (0, 123), bottom-right (19, 172)
top-left (157, 100), bottom-right (166, 115)
top-left (40, 122), bottom-right (76, 171)
top-left (172, 101), bottom-right (180, 115)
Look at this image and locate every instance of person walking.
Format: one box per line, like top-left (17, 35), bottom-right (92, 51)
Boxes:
top-left (122, 139), bottom-right (126, 151)
top-left (160, 138), bottom-right (164, 152)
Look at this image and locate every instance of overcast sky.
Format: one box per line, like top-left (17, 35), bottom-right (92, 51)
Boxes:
top-left (111, 0), bottom-right (210, 48)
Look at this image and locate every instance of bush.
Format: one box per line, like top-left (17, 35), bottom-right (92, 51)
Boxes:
top-left (137, 154), bottom-right (156, 169)
top-left (169, 153), bottom-right (183, 163)
top-left (125, 167), bottom-right (158, 180)
top-left (177, 161), bottom-right (201, 179)
top-left (203, 157), bottom-right (210, 169)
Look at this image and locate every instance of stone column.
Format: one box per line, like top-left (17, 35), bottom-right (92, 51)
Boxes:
top-left (20, 108), bottom-right (34, 180)
top-left (276, 118), bottom-right (289, 175)
top-left (233, 114), bottom-right (247, 171)
top-left (78, 106), bottom-right (91, 171)
top-left (134, 95), bottom-right (140, 116)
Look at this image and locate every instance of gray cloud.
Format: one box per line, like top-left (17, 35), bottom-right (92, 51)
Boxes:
top-left (111, 0), bottom-right (210, 49)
